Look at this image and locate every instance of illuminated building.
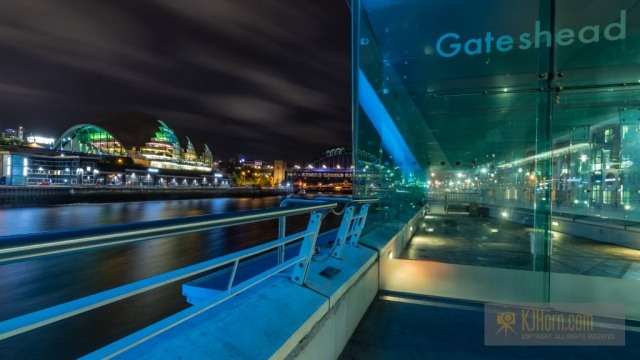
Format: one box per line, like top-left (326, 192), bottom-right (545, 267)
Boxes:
top-left (1, 113), bottom-right (220, 186)
top-left (54, 112), bottom-right (216, 171)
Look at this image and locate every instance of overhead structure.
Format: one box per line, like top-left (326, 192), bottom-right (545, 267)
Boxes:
top-left (302, 147), bottom-right (377, 170)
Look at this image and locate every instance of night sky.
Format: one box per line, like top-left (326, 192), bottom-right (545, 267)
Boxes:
top-left (0, 0), bottom-right (352, 165)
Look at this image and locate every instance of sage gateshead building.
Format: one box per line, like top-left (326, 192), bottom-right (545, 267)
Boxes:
top-left (350, 0), bottom-right (640, 321)
top-left (1, 113), bottom-right (224, 187)
top-left (54, 112), bottom-right (215, 171)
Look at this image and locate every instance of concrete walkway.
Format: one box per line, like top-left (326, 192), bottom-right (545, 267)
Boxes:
top-left (340, 293), bottom-right (640, 360)
top-left (403, 214), bottom-right (640, 280)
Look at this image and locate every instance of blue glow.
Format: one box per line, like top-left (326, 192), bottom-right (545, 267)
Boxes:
top-left (358, 69), bottom-right (421, 178)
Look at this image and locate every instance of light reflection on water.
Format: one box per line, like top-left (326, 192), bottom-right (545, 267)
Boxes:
top-left (0, 197), bottom-right (250, 236)
top-left (0, 196), bottom-right (342, 359)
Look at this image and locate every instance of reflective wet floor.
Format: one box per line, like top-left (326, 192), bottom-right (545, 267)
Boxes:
top-left (402, 214), bottom-right (640, 280)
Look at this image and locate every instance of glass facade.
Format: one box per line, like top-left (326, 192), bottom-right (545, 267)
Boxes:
top-left (143, 120), bottom-right (182, 162)
top-left (354, 0), bottom-right (640, 316)
top-left (56, 125), bottom-right (128, 156)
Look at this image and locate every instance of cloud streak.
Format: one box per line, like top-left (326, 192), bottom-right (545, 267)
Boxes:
top-left (0, 0), bottom-right (351, 164)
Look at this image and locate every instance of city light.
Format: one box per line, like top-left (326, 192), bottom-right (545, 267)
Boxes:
top-left (26, 136), bottom-right (55, 145)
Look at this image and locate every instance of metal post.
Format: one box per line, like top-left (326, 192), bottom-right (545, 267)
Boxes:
top-left (331, 205), bottom-right (355, 259)
top-left (291, 212), bottom-right (323, 285)
top-left (227, 259), bottom-right (239, 294)
top-left (348, 203), bottom-right (369, 246)
top-left (277, 216), bottom-right (286, 264)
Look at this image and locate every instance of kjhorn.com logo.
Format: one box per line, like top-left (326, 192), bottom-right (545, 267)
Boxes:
top-left (484, 303), bottom-right (626, 346)
top-left (495, 312), bottom-right (517, 336)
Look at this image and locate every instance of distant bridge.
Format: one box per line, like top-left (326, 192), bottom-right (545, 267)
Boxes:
top-left (288, 147), bottom-right (377, 185)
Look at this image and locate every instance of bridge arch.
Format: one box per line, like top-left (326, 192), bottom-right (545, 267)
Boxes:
top-left (302, 147), bottom-right (377, 169)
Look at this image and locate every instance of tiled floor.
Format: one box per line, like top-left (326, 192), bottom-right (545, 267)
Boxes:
top-left (402, 214), bottom-right (640, 280)
top-left (340, 294), bottom-right (640, 360)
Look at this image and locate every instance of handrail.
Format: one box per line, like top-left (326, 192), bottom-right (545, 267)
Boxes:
top-left (0, 204), bottom-right (331, 344)
top-left (0, 202), bottom-right (337, 266)
top-left (278, 197), bottom-right (378, 262)
top-left (84, 254), bottom-right (308, 360)
top-left (312, 196), bottom-right (379, 204)
top-left (275, 197), bottom-right (378, 262)
top-left (277, 199), bottom-right (334, 263)
top-left (0, 230), bottom-right (312, 341)
top-left (0, 197), bottom-right (376, 358)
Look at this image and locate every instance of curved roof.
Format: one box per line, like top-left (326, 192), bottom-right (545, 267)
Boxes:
top-left (55, 112), bottom-right (217, 161)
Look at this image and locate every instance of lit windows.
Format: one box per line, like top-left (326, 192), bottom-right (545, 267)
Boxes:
top-left (604, 129), bottom-right (613, 143)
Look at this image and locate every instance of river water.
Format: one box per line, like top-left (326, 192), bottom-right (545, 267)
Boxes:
top-left (0, 196), bottom-right (343, 359)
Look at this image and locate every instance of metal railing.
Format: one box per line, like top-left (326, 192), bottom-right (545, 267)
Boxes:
top-left (278, 197), bottom-right (377, 263)
top-left (427, 191), bottom-right (480, 203)
top-left (311, 197), bottom-right (376, 259)
top-left (0, 202), bottom-right (337, 350)
top-left (0, 203), bottom-right (332, 266)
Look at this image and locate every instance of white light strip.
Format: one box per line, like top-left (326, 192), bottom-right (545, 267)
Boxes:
top-left (497, 143), bottom-right (591, 169)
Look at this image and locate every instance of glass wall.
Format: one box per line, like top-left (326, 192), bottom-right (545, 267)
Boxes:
top-left (354, 0), bottom-right (640, 314)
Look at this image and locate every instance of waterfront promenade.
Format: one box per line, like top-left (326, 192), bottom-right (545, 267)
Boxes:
top-left (0, 186), bottom-right (288, 208)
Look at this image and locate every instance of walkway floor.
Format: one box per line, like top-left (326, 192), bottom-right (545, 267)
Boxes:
top-left (402, 213), bottom-right (640, 280)
top-left (340, 293), bottom-right (640, 360)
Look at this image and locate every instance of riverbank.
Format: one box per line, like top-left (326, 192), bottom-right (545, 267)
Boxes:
top-left (0, 186), bottom-right (288, 208)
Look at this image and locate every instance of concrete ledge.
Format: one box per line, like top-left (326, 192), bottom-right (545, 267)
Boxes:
top-left (488, 207), bottom-right (640, 250)
top-left (286, 262), bottom-right (379, 360)
top-left (108, 236), bottom-right (380, 359)
top-left (361, 206), bottom-right (426, 259)
top-left (100, 208), bottom-right (425, 360)
top-left (553, 218), bottom-right (640, 250)
top-left (628, 226), bottom-right (640, 233)
top-left (305, 245), bottom-right (377, 308)
top-left (114, 276), bottom-right (329, 360)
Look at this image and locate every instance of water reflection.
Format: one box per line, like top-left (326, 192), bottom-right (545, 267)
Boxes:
top-left (0, 198), bottom-right (274, 236)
